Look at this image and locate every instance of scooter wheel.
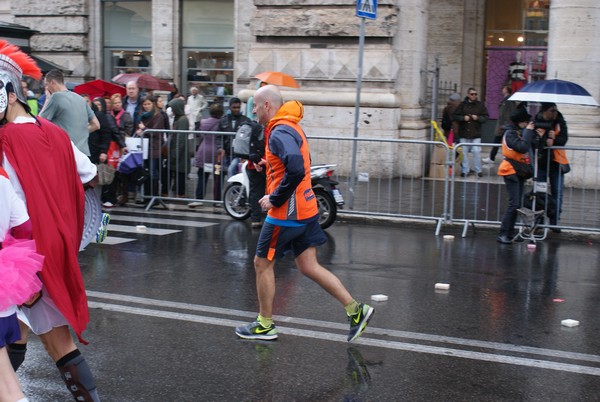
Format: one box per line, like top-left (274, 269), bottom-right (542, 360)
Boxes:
top-left (314, 188), bottom-right (337, 229)
top-left (223, 183), bottom-right (251, 220)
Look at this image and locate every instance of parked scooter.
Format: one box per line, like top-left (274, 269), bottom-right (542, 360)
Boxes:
top-left (223, 161), bottom-right (344, 229)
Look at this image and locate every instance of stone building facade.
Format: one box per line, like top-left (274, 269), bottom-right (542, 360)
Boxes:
top-left (1, 0), bottom-right (598, 178)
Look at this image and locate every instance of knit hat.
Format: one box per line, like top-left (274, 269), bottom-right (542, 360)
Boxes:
top-left (510, 108), bottom-right (531, 123)
top-left (449, 93), bottom-right (461, 101)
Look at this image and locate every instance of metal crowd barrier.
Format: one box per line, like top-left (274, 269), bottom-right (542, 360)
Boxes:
top-left (133, 129), bottom-right (234, 211)
top-left (305, 135), bottom-right (452, 233)
top-left (132, 129), bottom-right (600, 237)
top-left (449, 142), bottom-right (600, 236)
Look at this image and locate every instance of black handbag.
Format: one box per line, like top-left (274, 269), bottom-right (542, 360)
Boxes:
top-left (507, 158), bottom-right (534, 179)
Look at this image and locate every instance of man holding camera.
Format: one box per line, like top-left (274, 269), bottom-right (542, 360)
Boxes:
top-left (534, 102), bottom-right (569, 231)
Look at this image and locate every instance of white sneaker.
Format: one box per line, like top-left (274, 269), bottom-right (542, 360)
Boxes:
top-left (188, 201), bottom-right (204, 208)
top-left (482, 157), bottom-right (494, 164)
top-left (102, 201), bottom-right (114, 208)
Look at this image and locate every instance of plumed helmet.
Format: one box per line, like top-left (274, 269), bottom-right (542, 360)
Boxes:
top-left (0, 40), bottom-right (41, 114)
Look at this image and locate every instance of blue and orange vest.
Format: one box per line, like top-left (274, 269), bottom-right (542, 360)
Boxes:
top-left (264, 101), bottom-right (318, 221)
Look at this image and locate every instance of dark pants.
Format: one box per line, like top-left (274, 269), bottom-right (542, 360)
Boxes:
top-left (537, 163), bottom-right (563, 225)
top-left (171, 171), bottom-right (187, 197)
top-left (489, 134), bottom-right (502, 161)
top-left (101, 173), bottom-right (119, 204)
top-left (499, 174), bottom-right (524, 236)
top-left (248, 168), bottom-right (266, 223)
top-left (144, 158), bottom-right (160, 196)
top-left (195, 168), bottom-right (222, 201)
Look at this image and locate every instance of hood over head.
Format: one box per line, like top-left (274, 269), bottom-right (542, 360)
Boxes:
top-left (168, 98), bottom-right (185, 117)
top-left (268, 100), bottom-right (304, 130)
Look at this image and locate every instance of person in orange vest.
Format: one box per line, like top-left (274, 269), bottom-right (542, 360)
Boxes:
top-left (496, 108), bottom-right (544, 244)
top-left (534, 102), bottom-right (569, 232)
top-left (235, 85), bottom-right (374, 342)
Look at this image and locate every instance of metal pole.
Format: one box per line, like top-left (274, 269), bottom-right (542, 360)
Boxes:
top-left (430, 56), bottom-right (440, 141)
top-left (349, 17), bottom-right (366, 209)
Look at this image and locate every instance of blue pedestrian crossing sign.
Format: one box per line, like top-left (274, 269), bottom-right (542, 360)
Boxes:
top-left (356, 0), bottom-right (377, 20)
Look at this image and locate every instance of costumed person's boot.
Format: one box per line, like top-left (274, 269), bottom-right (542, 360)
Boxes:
top-left (56, 350), bottom-right (100, 402)
top-left (7, 343), bottom-right (26, 371)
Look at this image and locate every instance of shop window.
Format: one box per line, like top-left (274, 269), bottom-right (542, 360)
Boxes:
top-left (109, 50), bottom-right (152, 77)
top-left (484, 0), bottom-right (550, 119)
top-left (185, 51), bottom-right (233, 103)
top-left (103, 1), bottom-right (152, 79)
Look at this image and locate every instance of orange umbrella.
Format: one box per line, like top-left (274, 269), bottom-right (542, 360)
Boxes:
top-left (254, 71), bottom-right (300, 88)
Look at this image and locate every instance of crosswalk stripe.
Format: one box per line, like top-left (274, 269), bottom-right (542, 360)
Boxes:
top-left (92, 236), bottom-right (136, 245)
top-left (113, 207), bottom-right (232, 220)
top-left (107, 224), bottom-right (180, 236)
top-left (109, 215), bottom-right (219, 228)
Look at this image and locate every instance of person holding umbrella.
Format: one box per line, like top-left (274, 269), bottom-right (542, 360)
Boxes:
top-left (533, 102), bottom-right (569, 231)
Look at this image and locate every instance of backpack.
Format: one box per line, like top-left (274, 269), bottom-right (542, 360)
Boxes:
top-left (232, 121), bottom-right (264, 162)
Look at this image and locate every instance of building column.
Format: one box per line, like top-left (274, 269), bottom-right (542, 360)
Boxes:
top-left (547, 0), bottom-right (600, 142)
top-left (152, 0), bottom-right (176, 80)
top-left (459, 0), bottom-right (486, 93)
top-left (392, 0), bottom-right (429, 138)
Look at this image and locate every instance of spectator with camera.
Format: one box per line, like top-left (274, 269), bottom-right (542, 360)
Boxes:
top-left (534, 102), bottom-right (569, 232)
top-left (496, 109), bottom-right (544, 244)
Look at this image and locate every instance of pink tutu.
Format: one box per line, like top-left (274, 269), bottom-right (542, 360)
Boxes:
top-left (0, 235), bottom-right (44, 311)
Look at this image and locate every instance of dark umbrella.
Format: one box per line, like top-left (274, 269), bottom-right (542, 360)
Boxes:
top-left (509, 79), bottom-right (599, 106)
top-left (74, 79), bottom-right (126, 99)
top-left (111, 73), bottom-right (174, 91)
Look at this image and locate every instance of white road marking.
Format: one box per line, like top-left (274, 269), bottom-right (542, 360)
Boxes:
top-left (113, 207), bottom-right (232, 220)
top-left (87, 291), bottom-right (600, 375)
top-left (109, 215), bottom-right (220, 227)
top-left (91, 236), bottom-right (136, 245)
top-left (106, 224), bottom-right (180, 236)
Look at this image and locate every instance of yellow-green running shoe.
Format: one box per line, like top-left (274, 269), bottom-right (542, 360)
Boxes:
top-left (235, 319), bottom-right (278, 340)
top-left (347, 303), bottom-right (374, 342)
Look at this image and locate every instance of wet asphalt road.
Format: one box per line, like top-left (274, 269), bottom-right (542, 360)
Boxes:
top-left (17, 206), bottom-right (600, 401)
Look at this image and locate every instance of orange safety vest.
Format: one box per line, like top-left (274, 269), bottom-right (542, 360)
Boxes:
top-left (497, 132), bottom-right (530, 177)
top-left (551, 123), bottom-right (569, 164)
top-left (265, 119), bottom-right (318, 221)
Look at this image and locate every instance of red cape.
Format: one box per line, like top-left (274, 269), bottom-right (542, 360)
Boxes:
top-left (0, 117), bottom-right (89, 343)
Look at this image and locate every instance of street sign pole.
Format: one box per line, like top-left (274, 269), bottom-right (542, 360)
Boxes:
top-left (349, 17), bottom-right (366, 209)
top-left (349, 0), bottom-right (376, 209)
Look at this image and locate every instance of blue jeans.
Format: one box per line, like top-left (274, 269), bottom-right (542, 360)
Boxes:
top-left (227, 157), bottom-right (240, 177)
top-left (459, 138), bottom-right (482, 174)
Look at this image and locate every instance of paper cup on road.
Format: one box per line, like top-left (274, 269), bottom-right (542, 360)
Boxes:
top-left (435, 283), bottom-right (450, 290)
top-left (561, 319), bottom-right (579, 328)
top-left (136, 225), bottom-right (147, 233)
top-left (370, 294), bottom-right (388, 302)
top-left (443, 235), bottom-right (455, 240)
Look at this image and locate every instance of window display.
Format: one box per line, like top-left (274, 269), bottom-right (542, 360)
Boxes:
top-left (184, 51), bottom-right (233, 103)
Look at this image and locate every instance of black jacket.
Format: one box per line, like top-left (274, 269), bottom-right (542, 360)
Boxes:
top-left (88, 105), bottom-right (113, 164)
top-left (534, 110), bottom-right (568, 169)
top-left (453, 99), bottom-right (489, 139)
top-left (219, 113), bottom-right (251, 151)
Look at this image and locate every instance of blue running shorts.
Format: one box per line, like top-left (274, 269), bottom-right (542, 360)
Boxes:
top-left (256, 219), bottom-right (327, 260)
top-left (0, 313), bottom-right (21, 347)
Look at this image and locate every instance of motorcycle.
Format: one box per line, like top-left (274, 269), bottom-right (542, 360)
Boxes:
top-left (223, 161), bottom-right (344, 229)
